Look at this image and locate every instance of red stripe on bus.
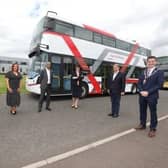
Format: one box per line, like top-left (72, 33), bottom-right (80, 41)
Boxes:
top-left (120, 43), bottom-right (139, 73)
top-left (62, 35), bottom-right (102, 94)
top-left (43, 31), bottom-right (102, 94)
top-left (126, 78), bottom-right (138, 83)
top-left (83, 24), bottom-right (116, 39)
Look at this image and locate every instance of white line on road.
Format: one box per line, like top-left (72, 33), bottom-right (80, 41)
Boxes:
top-left (22, 114), bottom-right (168, 168)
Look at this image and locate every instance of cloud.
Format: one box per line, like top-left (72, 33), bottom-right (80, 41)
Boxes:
top-left (0, 0), bottom-right (168, 58)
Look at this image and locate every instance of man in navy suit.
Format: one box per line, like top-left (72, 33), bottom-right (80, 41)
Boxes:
top-left (108, 64), bottom-right (125, 118)
top-left (38, 62), bottom-right (52, 112)
top-left (136, 56), bottom-right (164, 137)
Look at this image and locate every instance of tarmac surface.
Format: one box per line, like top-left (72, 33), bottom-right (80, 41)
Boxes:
top-left (0, 91), bottom-right (168, 168)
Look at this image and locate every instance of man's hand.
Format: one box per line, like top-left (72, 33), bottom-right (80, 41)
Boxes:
top-left (140, 91), bottom-right (149, 97)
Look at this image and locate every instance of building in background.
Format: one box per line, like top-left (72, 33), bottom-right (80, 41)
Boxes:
top-left (0, 57), bottom-right (28, 74)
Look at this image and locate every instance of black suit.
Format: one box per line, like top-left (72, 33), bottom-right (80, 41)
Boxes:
top-left (108, 72), bottom-right (125, 116)
top-left (38, 68), bottom-right (51, 110)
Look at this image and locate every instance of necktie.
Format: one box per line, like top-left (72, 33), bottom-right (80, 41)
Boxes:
top-left (147, 69), bottom-right (150, 77)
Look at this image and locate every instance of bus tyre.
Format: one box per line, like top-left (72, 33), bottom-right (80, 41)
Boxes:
top-left (131, 84), bottom-right (137, 94)
top-left (80, 82), bottom-right (88, 98)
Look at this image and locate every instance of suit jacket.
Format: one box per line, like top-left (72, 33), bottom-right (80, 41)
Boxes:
top-left (137, 68), bottom-right (164, 99)
top-left (108, 72), bottom-right (125, 94)
top-left (39, 68), bottom-right (52, 89)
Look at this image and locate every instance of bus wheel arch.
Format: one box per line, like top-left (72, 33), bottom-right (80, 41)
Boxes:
top-left (80, 82), bottom-right (89, 98)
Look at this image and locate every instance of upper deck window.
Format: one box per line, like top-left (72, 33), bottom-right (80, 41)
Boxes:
top-left (55, 21), bottom-right (73, 36)
top-left (75, 26), bottom-right (93, 41)
top-left (137, 47), bottom-right (147, 56)
top-left (93, 33), bottom-right (102, 44)
top-left (102, 36), bottom-right (115, 47)
top-left (116, 39), bottom-right (131, 52)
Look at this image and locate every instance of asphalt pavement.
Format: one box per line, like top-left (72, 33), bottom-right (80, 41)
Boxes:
top-left (0, 91), bottom-right (167, 168)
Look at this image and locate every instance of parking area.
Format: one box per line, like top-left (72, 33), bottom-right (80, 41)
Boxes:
top-left (0, 91), bottom-right (168, 168)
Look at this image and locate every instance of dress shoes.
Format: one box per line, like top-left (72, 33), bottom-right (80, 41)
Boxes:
top-left (46, 107), bottom-right (52, 111)
top-left (108, 113), bottom-right (113, 116)
top-left (148, 130), bottom-right (156, 138)
top-left (135, 124), bottom-right (146, 130)
top-left (112, 114), bottom-right (119, 118)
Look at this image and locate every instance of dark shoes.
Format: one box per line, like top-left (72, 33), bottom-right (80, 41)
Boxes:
top-left (148, 130), bottom-right (156, 138)
top-left (112, 114), bottom-right (119, 118)
top-left (46, 107), bottom-right (52, 111)
top-left (38, 107), bottom-right (51, 112)
top-left (135, 124), bottom-right (146, 130)
top-left (108, 113), bottom-right (119, 118)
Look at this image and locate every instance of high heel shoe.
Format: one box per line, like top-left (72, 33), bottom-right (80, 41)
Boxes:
top-left (74, 106), bottom-right (78, 109)
top-left (10, 110), bottom-right (16, 115)
top-left (71, 105), bottom-right (75, 108)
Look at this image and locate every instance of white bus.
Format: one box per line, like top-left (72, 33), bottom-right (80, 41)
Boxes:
top-left (26, 11), bottom-right (151, 97)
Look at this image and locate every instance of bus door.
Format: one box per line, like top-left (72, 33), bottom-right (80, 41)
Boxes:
top-left (51, 55), bottom-right (72, 94)
top-left (62, 57), bottom-right (73, 93)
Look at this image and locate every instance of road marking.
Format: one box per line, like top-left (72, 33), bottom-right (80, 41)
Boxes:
top-left (22, 114), bottom-right (168, 168)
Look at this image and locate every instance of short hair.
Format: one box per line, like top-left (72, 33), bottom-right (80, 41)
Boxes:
top-left (11, 63), bottom-right (19, 72)
top-left (75, 64), bottom-right (80, 68)
top-left (147, 56), bottom-right (157, 61)
top-left (46, 62), bottom-right (51, 66)
top-left (113, 63), bottom-right (121, 69)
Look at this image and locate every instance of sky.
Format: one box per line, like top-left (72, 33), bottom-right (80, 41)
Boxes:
top-left (0, 0), bottom-right (168, 58)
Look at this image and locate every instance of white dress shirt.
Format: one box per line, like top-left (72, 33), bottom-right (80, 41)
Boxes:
top-left (113, 71), bottom-right (119, 80)
top-left (46, 68), bottom-right (51, 84)
top-left (147, 67), bottom-right (156, 77)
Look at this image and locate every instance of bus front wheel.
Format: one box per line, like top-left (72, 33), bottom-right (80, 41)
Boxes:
top-left (80, 82), bottom-right (88, 98)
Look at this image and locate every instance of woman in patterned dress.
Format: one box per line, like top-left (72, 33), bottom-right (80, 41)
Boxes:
top-left (5, 63), bottom-right (22, 115)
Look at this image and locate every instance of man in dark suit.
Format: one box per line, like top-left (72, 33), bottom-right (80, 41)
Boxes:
top-left (108, 64), bottom-right (125, 118)
top-left (136, 56), bottom-right (164, 137)
top-left (38, 62), bottom-right (52, 112)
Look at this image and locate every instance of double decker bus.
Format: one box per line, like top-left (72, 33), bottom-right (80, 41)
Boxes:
top-left (157, 56), bottom-right (168, 89)
top-left (26, 11), bottom-right (151, 97)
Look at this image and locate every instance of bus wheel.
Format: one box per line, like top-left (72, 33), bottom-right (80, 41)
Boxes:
top-left (80, 82), bottom-right (88, 98)
top-left (131, 84), bottom-right (137, 94)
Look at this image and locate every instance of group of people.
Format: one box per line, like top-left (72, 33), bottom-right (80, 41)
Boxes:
top-left (5, 56), bottom-right (164, 138)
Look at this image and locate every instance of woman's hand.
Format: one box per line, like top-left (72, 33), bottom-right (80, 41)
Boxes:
top-left (17, 88), bottom-right (21, 93)
top-left (8, 88), bottom-right (13, 93)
